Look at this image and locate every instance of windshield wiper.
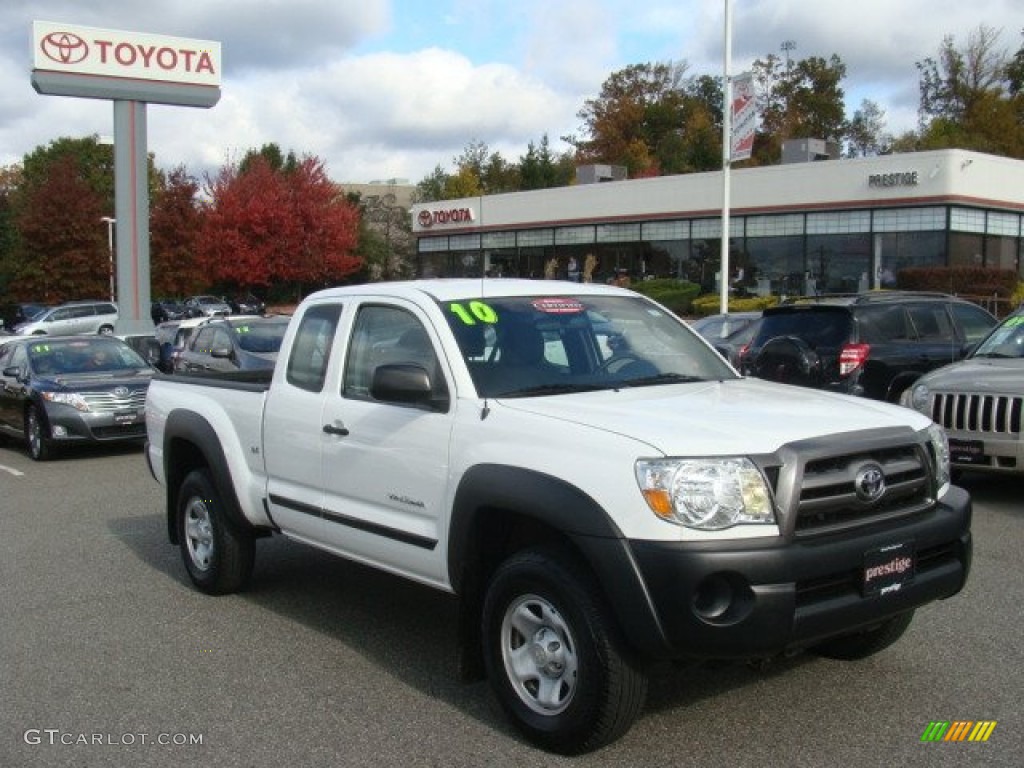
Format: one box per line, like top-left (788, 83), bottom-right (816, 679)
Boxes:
top-left (617, 373), bottom-right (707, 388)
top-left (499, 383), bottom-right (612, 398)
top-left (973, 352), bottom-right (1018, 359)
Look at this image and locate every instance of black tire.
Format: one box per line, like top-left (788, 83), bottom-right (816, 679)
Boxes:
top-left (176, 469), bottom-right (255, 595)
top-left (482, 547), bottom-right (647, 754)
top-left (24, 404), bottom-right (53, 461)
top-left (811, 610), bottom-right (915, 660)
top-left (751, 335), bottom-right (823, 388)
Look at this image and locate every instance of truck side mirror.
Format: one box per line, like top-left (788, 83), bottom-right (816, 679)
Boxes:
top-left (371, 363), bottom-right (449, 412)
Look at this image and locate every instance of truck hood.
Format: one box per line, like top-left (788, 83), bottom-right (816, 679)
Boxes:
top-left (496, 377), bottom-right (930, 456)
top-left (919, 357), bottom-right (1024, 394)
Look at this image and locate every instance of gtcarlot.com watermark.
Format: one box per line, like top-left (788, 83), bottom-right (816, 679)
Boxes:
top-left (24, 729), bottom-right (203, 747)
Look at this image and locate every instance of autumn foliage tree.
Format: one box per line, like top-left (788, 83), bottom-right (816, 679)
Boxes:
top-left (197, 155), bottom-right (362, 299)
top-left (150, 165), bottom-right (204, 297)
top-left (14, 154), bottom-right (107, 302)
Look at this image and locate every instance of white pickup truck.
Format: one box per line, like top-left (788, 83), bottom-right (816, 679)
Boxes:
top-left (145, 279), bottom-right (972, 754)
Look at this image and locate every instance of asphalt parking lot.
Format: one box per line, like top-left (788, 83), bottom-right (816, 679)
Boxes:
top-left (0, 441), bottom-right (1021, 767)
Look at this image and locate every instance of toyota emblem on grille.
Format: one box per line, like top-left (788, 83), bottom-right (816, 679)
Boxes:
top-left (113, 386), bottom-right (130, 398)
top-left (854, 463), bottom-right (886, 503)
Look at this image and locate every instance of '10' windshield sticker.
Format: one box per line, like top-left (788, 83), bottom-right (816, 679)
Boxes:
top-left (449, 301), bottom-right (498, 325)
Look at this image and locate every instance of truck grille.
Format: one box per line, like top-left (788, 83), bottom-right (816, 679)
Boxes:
top-left (776, 437), bottom-right (935, 537)
top-left (930, 392), bottom-right (1022, 435)
top-left (81, 388), bottom-right (148, 413)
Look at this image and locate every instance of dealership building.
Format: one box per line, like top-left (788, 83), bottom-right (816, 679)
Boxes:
top-left (410, 148), bottom-right (1024, 298)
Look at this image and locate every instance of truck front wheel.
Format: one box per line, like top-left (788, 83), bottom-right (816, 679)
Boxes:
top-left (481, 547), bottom-right (647, 754)
top-left (811, 610), bottom-right (915, 660)
top-left (177, 469), bottom-right (254, 595)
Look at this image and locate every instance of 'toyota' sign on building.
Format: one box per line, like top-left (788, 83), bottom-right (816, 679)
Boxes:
top-left (32, 21), bottom-right (221, 87)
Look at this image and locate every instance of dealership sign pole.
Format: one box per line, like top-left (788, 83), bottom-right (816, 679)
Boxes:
top-left (31, 21), bottom-right (221, 334)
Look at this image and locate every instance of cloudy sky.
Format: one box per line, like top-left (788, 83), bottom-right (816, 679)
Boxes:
top-left (3, 0), bottom-right (1023, 184)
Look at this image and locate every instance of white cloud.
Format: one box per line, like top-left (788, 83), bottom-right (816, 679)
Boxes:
top-left (1, 0), bottom-right (1022, 183)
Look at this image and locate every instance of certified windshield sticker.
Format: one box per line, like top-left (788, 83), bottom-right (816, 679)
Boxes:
top-left (532, 298), bottom-right (584, 314)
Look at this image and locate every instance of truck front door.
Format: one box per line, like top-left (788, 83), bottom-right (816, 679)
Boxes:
top-left (317, 299), bottom-right (453, 587)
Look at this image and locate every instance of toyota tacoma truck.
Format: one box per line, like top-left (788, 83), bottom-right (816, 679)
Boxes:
top-left (144, 279), bottom-right (972, 754)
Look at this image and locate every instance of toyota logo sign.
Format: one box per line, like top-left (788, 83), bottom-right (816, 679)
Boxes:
top-left (416, 207), bottom-right (476, 229)
top-left (854, 463), bottom-right (886, 503)
top-left (40, 31), bottom-right (89, 65)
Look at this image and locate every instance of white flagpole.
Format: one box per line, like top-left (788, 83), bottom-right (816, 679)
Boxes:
top-left (719, 0), bottom-right (732, 315)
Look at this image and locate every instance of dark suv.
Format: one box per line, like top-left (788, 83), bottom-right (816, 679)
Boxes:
top-left (741, 292), bottom-right (997, 401)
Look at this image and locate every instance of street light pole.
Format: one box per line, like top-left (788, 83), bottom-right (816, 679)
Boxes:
top-left (101, 216), bottom-right (116, 302)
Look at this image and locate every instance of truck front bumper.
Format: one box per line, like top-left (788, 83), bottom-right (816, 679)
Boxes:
top-left (625, 484), bottom-right (971, 660)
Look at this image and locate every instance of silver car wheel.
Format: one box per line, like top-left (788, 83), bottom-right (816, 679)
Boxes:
top-left (183, 498), bottom-right (215, 572)
top-left (500, 593), bottom-right (579, 716)
top-left (26, 408), bottom-right (44, 459)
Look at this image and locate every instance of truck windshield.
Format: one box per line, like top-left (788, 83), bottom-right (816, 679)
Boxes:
top-left (443, 294), bottom-right (736, 397)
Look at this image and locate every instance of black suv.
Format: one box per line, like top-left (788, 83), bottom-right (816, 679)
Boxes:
top-left (741, 292), bottom-right (998, 401)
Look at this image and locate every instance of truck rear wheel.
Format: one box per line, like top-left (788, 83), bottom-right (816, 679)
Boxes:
top-left (812, 610), bottom-right (915, 660)
top-left (177, 469), bottom-right (254, 595)
top-left (481, 547), bottom-right (647, 754)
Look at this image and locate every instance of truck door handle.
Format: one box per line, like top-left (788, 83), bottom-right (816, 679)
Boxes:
top-left (322, 423), bottom-right (350, 436)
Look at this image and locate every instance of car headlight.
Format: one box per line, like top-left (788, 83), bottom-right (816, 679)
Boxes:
top-left (41, 392), bottom-right (91, 412)
top-left (635, 458), bottom-right (776, 530)
top-left (926, 423), bottom-right (951, 491)
top-left (904, 381), bottom-right (931, 412)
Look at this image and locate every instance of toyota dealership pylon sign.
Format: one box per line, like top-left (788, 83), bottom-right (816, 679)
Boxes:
top-left (31, 21), bottom-right (222, 335)
top-left (31, 21), bottom-right (221, 107)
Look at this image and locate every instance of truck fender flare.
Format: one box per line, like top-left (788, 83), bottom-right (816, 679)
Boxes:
top-left (449, 463), bottom-right (671, 657)
top-left (162, 408), bottom-right (253, 544)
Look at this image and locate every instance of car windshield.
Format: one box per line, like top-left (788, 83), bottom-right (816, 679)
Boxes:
top-left (972, 313), bottom-right (1024, 358)
top-left (233, 319), bottom-right (289, 354)
top-left (27, 338), bottom-right (149, 375)
top-left (442, 294), bottom-right (735, 398)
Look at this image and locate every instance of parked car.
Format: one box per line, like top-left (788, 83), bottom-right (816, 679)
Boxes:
top-left (151, 298), bottom-right (187, 324)
top-left (227, 293), bottom-right (266, 315)
top-left (742, 291), bottom-right (998, 401)
top-left (182, 295), bottom-right (232, 318)
top-left (14, 301), bottom-right (119, 336)
top-left (0, 335), bottom-right (154, 460)
top-left (901, 306), bottom-right (1024, 475)
top-left (167, 316), bottom-right (213, 372)
top-left (173, 315), bottom-right (290, 374)
top-left (691, 311), bottom-right (762, 367)
top-left (0, 302), bottom-right (48, 332)
top-left (690, 311), bottom-right (762, 341)
top-left (153, 321), bottom-right (182, 373)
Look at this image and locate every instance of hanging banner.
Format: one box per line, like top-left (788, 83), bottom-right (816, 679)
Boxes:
top-left (730, 71), bottom-right (756, 161)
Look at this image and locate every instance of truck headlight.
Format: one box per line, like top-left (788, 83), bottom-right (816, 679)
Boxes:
top-left (903, 382), bottom-right (931, 412)
top-left (926, 423), bottom-right (951, 490)
top-left (635, 458), bottom-right (776, 530)
top-left (41, 392), bottom-right (91, 412)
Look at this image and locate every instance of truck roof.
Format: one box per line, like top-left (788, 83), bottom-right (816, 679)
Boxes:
top-left (304, 278), bottom-right (631, 304)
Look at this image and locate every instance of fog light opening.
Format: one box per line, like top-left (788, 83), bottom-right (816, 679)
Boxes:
top-left (693, 574), bottom-right (735, 621)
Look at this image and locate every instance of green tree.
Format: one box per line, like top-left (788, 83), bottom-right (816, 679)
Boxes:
top-left (0, 165), bottom-right (22, 300)
top-left (915, 25), bottom-right (1024, 157)
top-left (519, 134), bottom-right (574, 189)
top-left (846, 99), bottom-right (890, 157)
top-left (570, 61), bottom-right (692, 177)
top-left (752, 53), bottom-right (848, 165)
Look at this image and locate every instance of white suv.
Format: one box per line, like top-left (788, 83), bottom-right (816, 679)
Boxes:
top-left (16, 301), bottom-right (119, 336)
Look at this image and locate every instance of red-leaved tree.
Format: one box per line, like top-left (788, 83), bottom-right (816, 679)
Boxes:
top-left (15, 155), bottom-right (107, 302)
top-left (150, 166), bottom-right (204, 297)
top-left (198, 155), bottom-right (361, 296)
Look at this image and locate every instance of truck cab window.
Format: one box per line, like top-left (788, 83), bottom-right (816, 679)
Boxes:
top-left (286, 303), bottom-right (341, 392)
top-left (343, 305), bottom-right (445, 402)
